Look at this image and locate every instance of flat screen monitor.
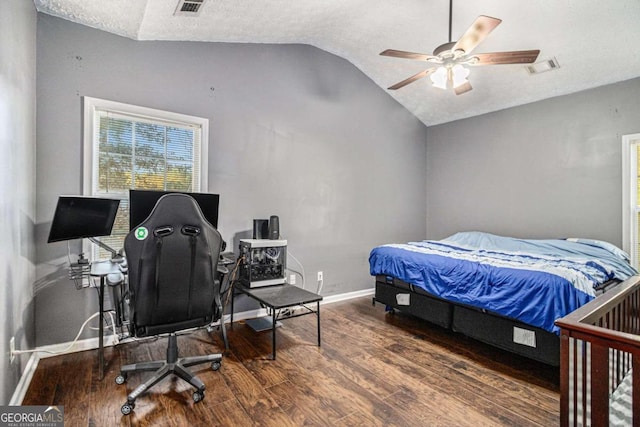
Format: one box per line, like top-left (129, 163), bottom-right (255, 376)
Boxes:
top-left (129, 190), bottom-right (220, 230)
top-left (47, 196), bottom-right (120, 243)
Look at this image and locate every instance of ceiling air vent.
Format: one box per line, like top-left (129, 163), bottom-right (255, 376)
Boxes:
top-left (526, 57), bottom-right (560, 75)
top-left (174, 0), bottom-right (205, 16)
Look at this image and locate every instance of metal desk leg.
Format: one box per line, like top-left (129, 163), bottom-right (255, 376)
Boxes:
top-left (230, 288), bottom-right (235, 329)
top-left (317, 301), bottom-right (321, 347)
top-left (272, 308), bottom-right (277, 360)
top-left (220, 317), bottom-right (229, 350)
top-left (215, 293), bottom-right (229, 350)
top-left (98, 276), bottom-right (105, 381)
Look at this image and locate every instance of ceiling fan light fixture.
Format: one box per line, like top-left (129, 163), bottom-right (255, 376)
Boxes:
top-left (430, 66), bottom-right (449, 89)
top-left (451, 64), bottom-right (470, 88)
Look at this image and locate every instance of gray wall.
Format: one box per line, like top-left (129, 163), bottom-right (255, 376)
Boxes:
top-left (426, 77), bottom-right (640, 245)
top-left (0, 0), bottom-right (37, 405)
top-left (35, 15), bottom-right (428, 345)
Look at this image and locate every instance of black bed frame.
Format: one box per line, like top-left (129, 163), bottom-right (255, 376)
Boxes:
top-left (372, 275), bottom-right (561, 366)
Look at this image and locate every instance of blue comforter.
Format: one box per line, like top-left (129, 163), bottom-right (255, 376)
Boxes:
top-left (369, 232), bottom-right (637, 334)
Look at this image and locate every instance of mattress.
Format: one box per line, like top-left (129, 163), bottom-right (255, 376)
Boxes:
top-left (609, 369), bottom-right (633, 426)
top-left (369, 232), bottom-right (637, 334)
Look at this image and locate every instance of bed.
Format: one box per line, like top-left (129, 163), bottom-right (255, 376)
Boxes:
top-left (369, 232), bottom-right (637, 366)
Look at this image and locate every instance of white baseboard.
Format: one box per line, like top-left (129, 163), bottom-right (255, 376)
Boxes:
top-left (9, 353), bottom-right (40, 406)
top-left (321, 287), bottom-right (374, 305)
top-left (9, 286), bottom-right (374, 404)
top-left (37, 334), bottom-right (121, 359)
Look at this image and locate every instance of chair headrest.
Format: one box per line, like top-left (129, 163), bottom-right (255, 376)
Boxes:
top-left (138, 193), bottom-right (212, 230)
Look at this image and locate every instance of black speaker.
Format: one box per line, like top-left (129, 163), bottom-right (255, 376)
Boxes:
top-left (269, 215), bottom-right (280, 240)
top-left (252, 219), bottom-right (269, 239)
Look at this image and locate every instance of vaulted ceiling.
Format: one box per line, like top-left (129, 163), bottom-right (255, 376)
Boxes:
top-left (34, 0), bottom-right (640, 126)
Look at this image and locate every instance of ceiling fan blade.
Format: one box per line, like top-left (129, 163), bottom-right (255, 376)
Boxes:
top-left (451, 15), bottom-right (501, 55)
top-left (380, 49), bottom-right (438, 62)
top-left (454, 81), bottom-right (473, 95)
top-left (387, 69), bottom-right (435, 90)
top-left (471, 50), bottom-right (540, 65)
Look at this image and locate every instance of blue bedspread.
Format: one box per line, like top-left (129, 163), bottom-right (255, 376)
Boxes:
top-left (369, 232), bottom-right (637, 334)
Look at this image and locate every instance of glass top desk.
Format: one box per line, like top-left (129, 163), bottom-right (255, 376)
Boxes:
top-left (230, 284), bottom-right (323, 360)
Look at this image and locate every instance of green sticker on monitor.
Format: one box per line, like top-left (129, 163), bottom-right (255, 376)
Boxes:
top-left (135, 226), bottom-right (148, 240)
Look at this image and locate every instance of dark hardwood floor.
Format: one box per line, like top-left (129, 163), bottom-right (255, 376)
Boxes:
top-left (23, 296), bottom-right (559, 426)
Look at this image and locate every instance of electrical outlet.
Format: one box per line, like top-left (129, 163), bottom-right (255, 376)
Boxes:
top-left (317, 271), bottom-right (323, 282)
top-left (9, 336), bottom-right (15, 363)
top-left (289, 274), bottom-right (296, 285)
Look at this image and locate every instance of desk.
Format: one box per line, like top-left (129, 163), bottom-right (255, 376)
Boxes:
top-left (230, 284), bottom-right (323, 360)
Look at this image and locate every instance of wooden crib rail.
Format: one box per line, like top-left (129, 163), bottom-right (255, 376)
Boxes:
top-left (555, 275), bottom-right (640, 426)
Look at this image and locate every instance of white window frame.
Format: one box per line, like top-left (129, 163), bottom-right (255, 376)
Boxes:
top-left (82, 96), bottom-right (209, 258)
top-left (622, 133), bottom-right (640, 269)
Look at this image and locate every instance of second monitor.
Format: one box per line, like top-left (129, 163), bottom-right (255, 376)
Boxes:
top-left (129, 189), bottom-right (220, 230)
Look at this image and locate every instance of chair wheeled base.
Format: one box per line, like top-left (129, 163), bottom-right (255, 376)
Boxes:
top-left (116, 333), bottom-right (222, 415)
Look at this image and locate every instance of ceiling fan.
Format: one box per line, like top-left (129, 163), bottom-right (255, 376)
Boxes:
top-left (380, 0), bottom-right (540, 95)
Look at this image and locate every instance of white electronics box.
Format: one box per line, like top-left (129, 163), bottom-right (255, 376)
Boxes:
top-left (239, 239), bottom-right (287, 288)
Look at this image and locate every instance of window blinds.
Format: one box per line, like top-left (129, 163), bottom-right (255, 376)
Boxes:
top-left (94, 109), bottom-right (201, 195)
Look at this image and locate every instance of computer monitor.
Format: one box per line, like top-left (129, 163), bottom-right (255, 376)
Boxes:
top-left (47, 196), bottom-right (120, 243)
top-left (129, 190), bottom-right (220, 230)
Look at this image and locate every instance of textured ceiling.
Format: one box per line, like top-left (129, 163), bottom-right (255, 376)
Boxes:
top-left (34, 0), bottom-right (640, 126)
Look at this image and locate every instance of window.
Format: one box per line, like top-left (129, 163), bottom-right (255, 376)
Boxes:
top-left (83, 97), bottom-right (208, 258)
top-left (622, 133), bottom-right (640, 269)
